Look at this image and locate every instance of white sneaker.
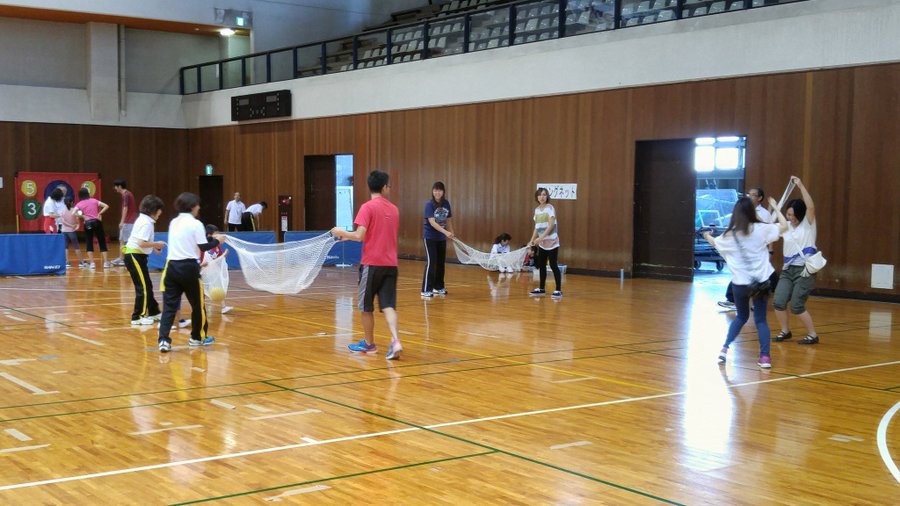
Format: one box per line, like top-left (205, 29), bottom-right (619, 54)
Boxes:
top-left (88, 262), bottom-right (96, 269)
top-left (221, 306), bottom-right (233, 314)
top-left (131, 317), bottom-right (154, 326)
top-left (103, 261), bottom-right (113, 268)
top-left (178, 319), bottom-right (191, 328)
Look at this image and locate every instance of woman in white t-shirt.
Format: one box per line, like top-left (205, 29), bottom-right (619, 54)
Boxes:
top-left (772, 176), bottom-right (820, 345)
top-left (704, 196), bottom-right (787, 368)
top-left (528, 188), bottom-right (562, 298)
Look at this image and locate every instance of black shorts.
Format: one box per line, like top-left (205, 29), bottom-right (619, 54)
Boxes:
top-left (358, 265), bottom-right (397, 312)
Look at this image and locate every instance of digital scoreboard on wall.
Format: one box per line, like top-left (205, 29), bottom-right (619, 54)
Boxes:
top-left (231, 90), bottom-right (291, 121)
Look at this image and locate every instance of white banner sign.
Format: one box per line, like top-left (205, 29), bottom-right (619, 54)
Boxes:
top-left (537, 183), bottom-right (577, 200)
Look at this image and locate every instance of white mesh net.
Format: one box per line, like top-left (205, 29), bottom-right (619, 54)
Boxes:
top-left (452, 238), bottom-right (528, 272)
top-left (224, 233), bottom-right (337, 294)
top-left (200, 254), bottom-right (229, 298)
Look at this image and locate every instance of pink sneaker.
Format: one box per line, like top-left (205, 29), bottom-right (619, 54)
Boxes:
top-left (757, 354), bottom-right (772, 369)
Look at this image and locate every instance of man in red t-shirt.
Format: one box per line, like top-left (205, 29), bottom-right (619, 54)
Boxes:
top-left (331, 170), bottom-right (403, 360)
top-left (112, 179), bottom-right (139, 266)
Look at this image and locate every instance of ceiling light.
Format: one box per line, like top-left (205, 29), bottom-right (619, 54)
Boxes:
top-left (219, 28), bottom-right (235, 36)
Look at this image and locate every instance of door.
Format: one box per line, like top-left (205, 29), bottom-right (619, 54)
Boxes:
top-left (198, 175), bottom-right (223, 228)
top-left (633, 140), bottom-right (696, 281)
top-left (304, 156), bottom-right (336, 231)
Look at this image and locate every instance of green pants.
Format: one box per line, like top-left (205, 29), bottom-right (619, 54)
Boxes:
top-left (773, 265), bottom-right (816, 314)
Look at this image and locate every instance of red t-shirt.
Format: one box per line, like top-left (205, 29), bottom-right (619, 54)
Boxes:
top-left (354, 196), bottom-right (399, 267)
top-left (122, 190), bottom-right (138, 224)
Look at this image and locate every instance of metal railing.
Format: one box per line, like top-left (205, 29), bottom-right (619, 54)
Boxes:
top-left (180, 0), bottom-right (808, 95)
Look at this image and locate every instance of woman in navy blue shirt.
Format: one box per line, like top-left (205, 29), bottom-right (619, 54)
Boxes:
top-left (422, 181), bottom-right (454, 297)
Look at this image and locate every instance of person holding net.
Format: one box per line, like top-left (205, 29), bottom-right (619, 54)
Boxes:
top-left (331, 170), bottom-right (403, 360)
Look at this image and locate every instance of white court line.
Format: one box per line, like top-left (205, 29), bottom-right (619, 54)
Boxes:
top-left (0, 358), bottom-right (37, 366)
top-left (550, 441), bottom-right (592, 450)
top-left (211, 399), bottom-right (235, 410)
top-left (551, 377), bottom-right (595, 384)
top-left (0, 444), bottom-right (49, 454)
top-left (60, 332), bottom-right (105, 346)
top-left (799, 360), bottom-right (900, 377)
top-left (129, 425), bottom-right (203, 436)
top-left (192, 367), bottom-right (206, 372)
top-left (4, 429), bottom-right (32, 442)
top-left (3, 314), bottom-right (26, 322)
top-left (300, 437), bottom-right (318, 444)
top-left (259, 333), bottom-right (352, 342)
top-left (51, 371), bottom-right (68, 374)
top-left (245, 404), bottom-right (271, 413)
top-left (398, 330), bottom-right (416, 335)
top-left (829, 434), bottom-right (864, 443)
top-left (0, 360), bottom-right (896, 492)
top-left (248, 409), bottom-right (321, 421)
top-left (265, 485), bottom-right (330, 501)
top-left (0, 373), bottom-right (59, 395)
top-left (876, 401), bottom-right (900, 483)
top-left (0, 427), bottom-right (419, 491)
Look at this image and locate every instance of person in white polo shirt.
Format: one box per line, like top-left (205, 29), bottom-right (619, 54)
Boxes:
top-left (157, 192), bottom-right (226, 353)
top-left (123, 195), bottom-right (166, 326)
top-left (224, 192), bottom-right (245, 232)
top-left (240, 201), bottom-right (267, 231)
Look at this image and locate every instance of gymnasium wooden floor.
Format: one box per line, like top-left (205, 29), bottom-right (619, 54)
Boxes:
top-left (0, 260), bottom-right (897, 504)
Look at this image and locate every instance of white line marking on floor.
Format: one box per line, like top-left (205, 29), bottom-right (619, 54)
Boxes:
top-left (51, 371), bottom-right (68, 374)
top-left (265, 485), bottom-right (330, 501)
top-left (192, 367), bottom-right (206, 372)
top-left (828, 434), bottom-right (864, 443)
top-left (248, 409), bottom-right (321, 421)
top-left (259, 333), bottom-right (352, 342)
top-left (4, 314), bottom-right (26, 322)
top-left (3, 360), bottom-right (898, 492)
top-left (0, 358), bottom-right (37, 366)
top-left (551, 377), bottom-right (595, 384)
top-left (0, 444), bottom-right (49, 454)
top-left (800, 360), bottom-right (900, 377)
top-left (550, 441), bottom-right (592, 450)
top-left (60, 332), bottom-right (104, 346)
top-left (300, 437), bottom-right (318, 444)
top-left (0, 427), bottom-right (419, 491)
top-left (245, 404), bottom-right (271, 413)
top-left (4, 429), bottom-right (32, 442)
top-left (129, 425), bottom-right (202, 436)
top-left (0, 373), bottom-right (59, 395)
top-left (398, 330), bottom-right (415, 335)
top-left (876, 401), bottom-right (900, 483)
top-left (159, 422), bottom-right (173, 426)
top-left (211, 400), bottom-right (235, 410)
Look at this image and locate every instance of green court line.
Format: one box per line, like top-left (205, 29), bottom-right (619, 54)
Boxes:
top-left (168, 450), bottom-right (498, 505)
top-left (0, 389), bottom-right (284, 423)
top-left (281, 387), bottom-right (685, 505)
top-left (0, 342), bottom-right (651, 412)
top-left (269, 350), bottom-right (646, 391)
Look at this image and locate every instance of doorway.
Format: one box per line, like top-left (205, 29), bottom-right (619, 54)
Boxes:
top-left (303, 154), bottom-right (354, 231)
top-left (632, 139), bottom-right (696, 281)
top-left (198, 175), bottom-right (223, 227)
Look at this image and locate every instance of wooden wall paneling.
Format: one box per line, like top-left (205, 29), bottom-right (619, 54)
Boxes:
top-left (449, 104), bottom-right (482, 250)
top-left (845, 65), bottom-right (900, 292)
top-left (79, 125), bottom-right (129, 228)
top-left (0, 123), bottom-right (29, 233)
top-left (236, 123), bottom-right (275, 231)
top-left (804, 69), bottom-right (853, 290)
top-left (270, 121), bottom-right (297, 231)
top-left (593, 88), bottom-right (633, 271)
top-left (27, 123), bottom-right (81, 171)
top-left (398, 108), bottom-right (425, 254)
top-left (154, 127), bottom-right (190, 229)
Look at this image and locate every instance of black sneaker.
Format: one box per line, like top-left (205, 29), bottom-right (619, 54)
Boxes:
top-left (529, 288), bottom-right (546, 296)
top-left (798, 335), bottom-right (819, 345)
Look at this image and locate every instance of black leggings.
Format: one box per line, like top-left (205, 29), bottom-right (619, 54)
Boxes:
top-left (83, 219), bottom-right (107, 253)
top-left (535, 247), bottom-right (561, 291)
